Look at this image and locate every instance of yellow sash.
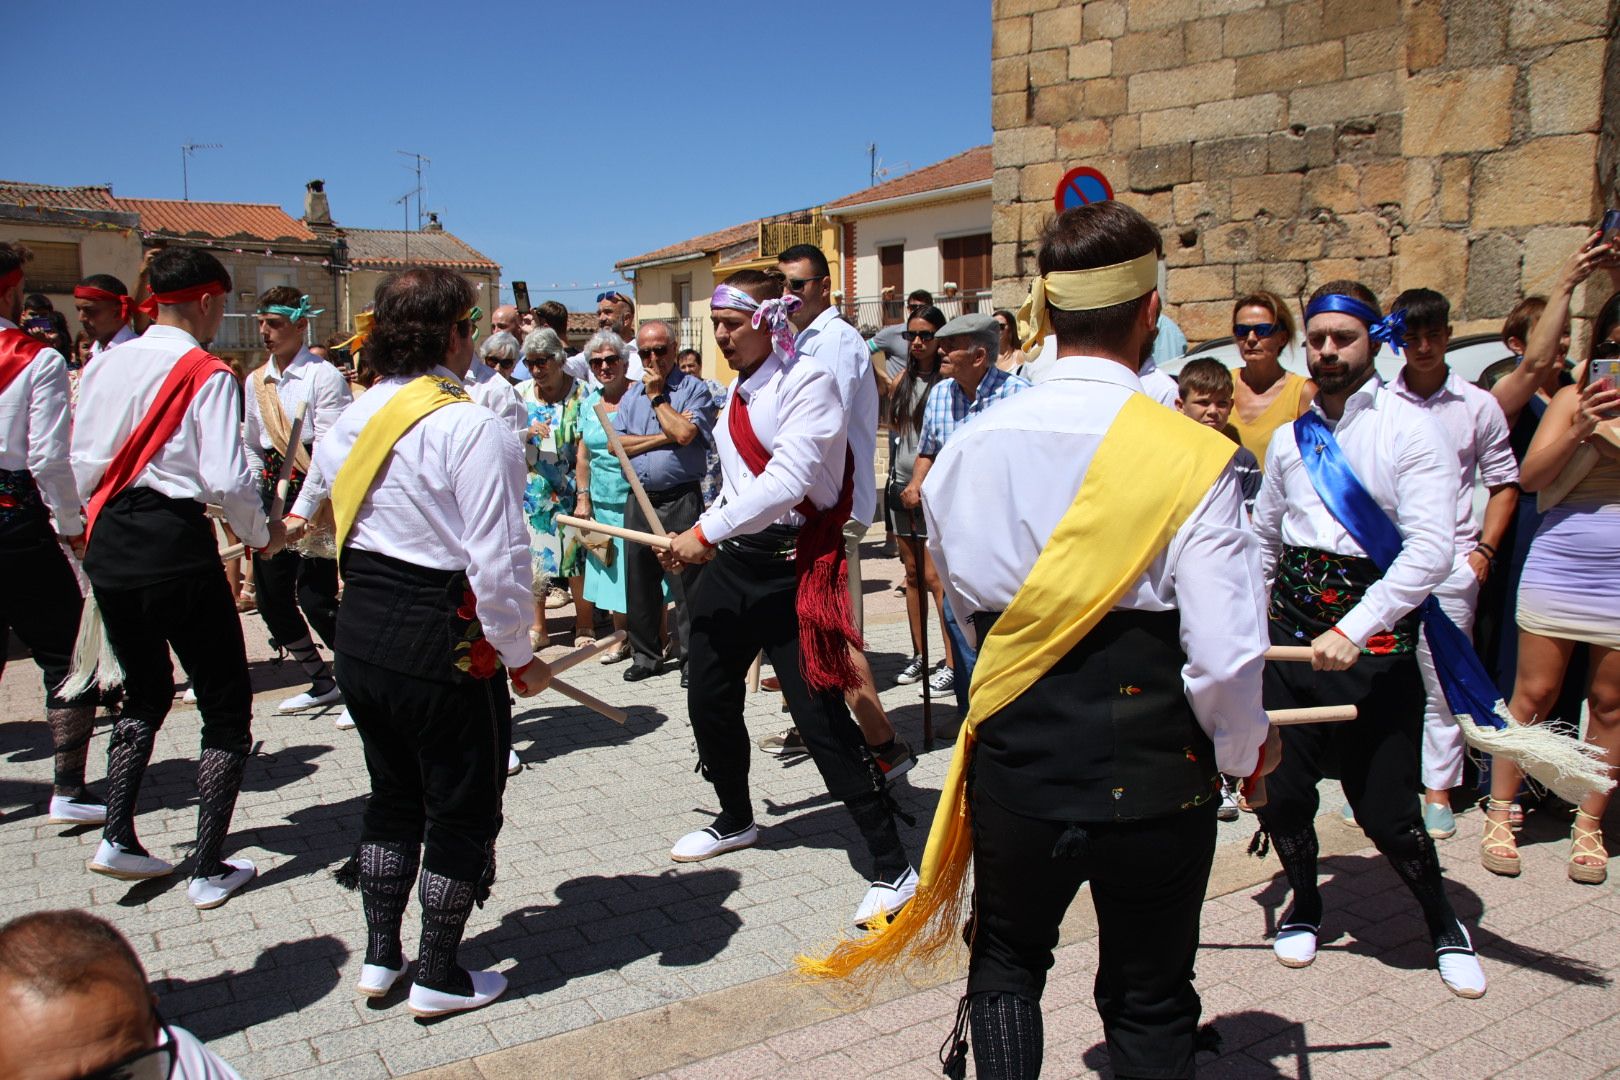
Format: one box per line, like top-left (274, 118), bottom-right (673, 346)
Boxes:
top-left (330, 374), bottom-right (471, 551)
top-left (802, 392), bottom-right (1237, 981)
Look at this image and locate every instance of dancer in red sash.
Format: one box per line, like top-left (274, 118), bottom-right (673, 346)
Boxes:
top-left (0, 243), bottom-right (105, 826)
top-left (70, 247), bottom-right (284, 908)
top-left (661, 270), bottom-right (915, 928)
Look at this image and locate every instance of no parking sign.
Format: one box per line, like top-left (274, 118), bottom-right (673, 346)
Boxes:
top-left (1053, 166), bottom-right (1114, 212)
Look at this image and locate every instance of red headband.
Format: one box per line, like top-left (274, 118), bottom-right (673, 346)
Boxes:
top-left (136, 280), bottom-right (227, 318)
top-left (74, 285), bottom-right (135, 323)
top-left (0, 266), bottom-right (22, 295)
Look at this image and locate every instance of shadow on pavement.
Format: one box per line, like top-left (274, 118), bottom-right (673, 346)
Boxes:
top-left (152, 935), bottom-right (350, 1040)
top-left (239, 793), bottom-right (369, 893)
top-left (1081, 1011), bottom-right (1394, 1078)
top-left (512, 703), bottom-right (668, 768)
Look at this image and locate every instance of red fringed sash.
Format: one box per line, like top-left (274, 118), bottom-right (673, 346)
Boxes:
top-left (84, 347), bottom-right (231, 542)
top-left (0, 328), bottom-right (47, 397)
top-left (727, 392), bottom-right (863, 691)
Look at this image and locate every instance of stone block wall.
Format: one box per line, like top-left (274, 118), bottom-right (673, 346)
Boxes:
top-left (992, 0), bottom-right (1619, 348)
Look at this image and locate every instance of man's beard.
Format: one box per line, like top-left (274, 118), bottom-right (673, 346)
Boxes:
top-left (1309, 355), bottom-right (1372, 395)
top-left (1137, 322), bottom-right (1160, 365)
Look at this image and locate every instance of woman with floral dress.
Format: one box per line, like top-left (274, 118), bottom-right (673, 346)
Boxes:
top-left (514, 328), bottom-right (584, 649)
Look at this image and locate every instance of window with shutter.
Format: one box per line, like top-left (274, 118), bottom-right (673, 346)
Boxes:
top-left (23, 241), bottom-right (81, 293)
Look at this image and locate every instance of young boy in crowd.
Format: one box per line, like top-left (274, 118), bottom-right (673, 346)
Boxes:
top-left (1178, 358), bottom-right (1262, 514)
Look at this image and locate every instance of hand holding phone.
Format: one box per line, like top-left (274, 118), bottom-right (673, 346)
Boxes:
top-left (1601, 209), bottom-right (1620, 252)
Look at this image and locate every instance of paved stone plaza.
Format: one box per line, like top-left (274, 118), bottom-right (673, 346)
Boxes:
top-left (3, 543), bottom-right (1617, 1079)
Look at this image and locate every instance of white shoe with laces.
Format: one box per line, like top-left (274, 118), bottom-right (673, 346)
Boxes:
top-left (278, 684), bottom-right (343, 714)
top-left (408, 970), bottom-right (508, 1018)
top-left (854, 866), bottom-right (919, 929)
top-left (1272, 923), bottom-right (1319, 968)
top-left (188, 859), bottom-right (256, 909)
top-left (1437, 924), bottom-right (1487, 998)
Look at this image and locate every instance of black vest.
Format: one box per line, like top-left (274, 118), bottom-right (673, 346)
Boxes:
top-left (336, 548), bottom-right (498, 685)
top-left (0, 467), bottom-right (53, 552)
top-left (83, 487), bottom-right (220, 591)
top-left (971, 607), bottom-right (1218, 823)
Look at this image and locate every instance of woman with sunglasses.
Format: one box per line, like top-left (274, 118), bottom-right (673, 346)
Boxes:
top-left (1228, 290), bottom-right (1314, 467)
top-left (515, 328), bottom-right (586, 653)
top-left (992, 308), bottom-right (1027, 377)
top-left (574, 332), bottom-right (645, 664)
top-left (886, 305), bottom-right (954, 688)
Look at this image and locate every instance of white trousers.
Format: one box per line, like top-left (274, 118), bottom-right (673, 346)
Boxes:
top-left (1418, 558), bottom-right (1482, 790)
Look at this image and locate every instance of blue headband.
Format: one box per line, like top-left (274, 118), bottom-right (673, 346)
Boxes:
top-left (1305, 293), bottom-right (1406, 353)
top-left (256, 295), bottom-right (324, 323)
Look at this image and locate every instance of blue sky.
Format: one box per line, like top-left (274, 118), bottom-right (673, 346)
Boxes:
top-left (27, 1), bottom-right (989, 310)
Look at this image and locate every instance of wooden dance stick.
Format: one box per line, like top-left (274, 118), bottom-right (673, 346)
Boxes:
top-left (1264, 646), bottom-right (1315, 662)
top-left (556, 514), bottom-right (673, 551)
top-left (269, 401), bottom-right (309, 520)
top-left (548, 630), bottom-right (628, 677)
top-left (548, 676), bottom-right (629, 725)
top-left (594, 400), bottom-right (664, 535)
top-left (1268, 705), bottom-right (1357, 725)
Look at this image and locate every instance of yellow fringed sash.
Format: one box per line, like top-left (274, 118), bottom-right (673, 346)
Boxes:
top-left (800, 392), bottom-right (1237, 982)
top-left (330, 374), bottom-right (471, 551)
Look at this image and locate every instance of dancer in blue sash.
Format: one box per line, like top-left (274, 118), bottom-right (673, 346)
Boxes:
top-left (1250, 280), bottom-right (1488, 998)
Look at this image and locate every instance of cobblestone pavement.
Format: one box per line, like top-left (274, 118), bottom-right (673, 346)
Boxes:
top-left (2, 542), bottom-right (1614, 1079)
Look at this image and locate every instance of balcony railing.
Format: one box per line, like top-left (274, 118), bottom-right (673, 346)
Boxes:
top-left (213, 313), bottom-right (317, 355)
top-left (838, 290), bottom-right (994, 333)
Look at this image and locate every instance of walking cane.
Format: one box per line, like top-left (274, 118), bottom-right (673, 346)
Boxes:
top-left (594, 400), bottom-right (665, 535)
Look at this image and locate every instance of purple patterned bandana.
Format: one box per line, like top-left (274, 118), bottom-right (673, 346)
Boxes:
top-left (711, 284), bottom-right (802, 361)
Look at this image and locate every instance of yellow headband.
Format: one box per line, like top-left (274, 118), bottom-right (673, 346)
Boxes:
top-left (1016, 251), bottom-right (1160, 359)
top-left (337, 309), bottom-right (374, 354)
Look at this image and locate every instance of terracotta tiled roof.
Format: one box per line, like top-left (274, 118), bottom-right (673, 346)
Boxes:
top-left (110, 197), bottom-right (318, 243)
top-left (567, 312), bottom-right (598, 334)
top-left (0, 180), bottom-right (117, 211)
top-left (342, 228), bottom-right (498, 272)
top-left (616, 219), bottom-right (759, 271)
top-left (825, 145), bottom-right (992, 210)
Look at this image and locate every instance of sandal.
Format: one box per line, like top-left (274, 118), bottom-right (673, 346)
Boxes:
top-left (1569, 810), bottom-right (1609, 885)
top-left (1480, 798), bottom-right (1520, 877)
top-left (1508, 801), bottom-right (1524, 833)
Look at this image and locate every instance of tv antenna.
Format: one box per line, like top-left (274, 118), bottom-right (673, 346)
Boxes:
top-left (397, 150), bottom-right (432, 229)
top-left (181, 142), bottom-right (222, 200)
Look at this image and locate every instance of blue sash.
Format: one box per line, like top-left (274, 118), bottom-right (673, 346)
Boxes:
top-left (1293, 411), bottom-right (1507, 732)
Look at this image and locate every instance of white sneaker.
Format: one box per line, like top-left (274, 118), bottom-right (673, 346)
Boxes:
top-left (48, 793), bottom-right (107, 825)
top-left (188, 859), bottom-right (256, 909)
top-left (507, 749), bottom-right (521, 776)
top-left (278, 684), bottom-right (343, 714)
top-left (1217, 781), bottom-right (1240, 822)
top-left (1273, 923), bottom-right (1319, 968)
top-left (670, 822), bottom-right (759, 863)
top-left (334, 708), bottom-right (356, 731)
top-left (407, 969), bottom-right (508, 1018)
top-left (1437, 924), bottom-right (1487, 998)
top-left (88, 839), bottom-right (174, 880)
top-left (182, 687), bottom-right (198, 704)
top-left (855, 866), bottom-right (919, 929)
top-left (357, 958), bottom-right (409, 998)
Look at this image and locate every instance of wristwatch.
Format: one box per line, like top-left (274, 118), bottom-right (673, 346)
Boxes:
top-left (651, 393), bottom-right (671, 408)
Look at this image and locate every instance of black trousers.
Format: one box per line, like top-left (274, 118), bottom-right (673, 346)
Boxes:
top-left (0, 530), bottom-right (90, 710)
top-left (968, 784), bottom-right (1217, 1080)
top-left (686, 535), bottom-right (877, 810)
top-left (94, 568), bottom-right (253, 755)
top-left (337, 652), bottom-right (511, 882)
top-left (1255, 623), bottom-right (1426, 847)
top-left (624, 484), bottom-right (704, 672)
top-left (252, 549), bottom-right (339, 650)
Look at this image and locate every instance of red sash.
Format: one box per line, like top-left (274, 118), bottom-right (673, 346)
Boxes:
top-left (727, 391), bottom-right (863, 692)
top-left (0, 327), bottom-right (48, 398)
top-left (83, 346), bottom-right (231, 542)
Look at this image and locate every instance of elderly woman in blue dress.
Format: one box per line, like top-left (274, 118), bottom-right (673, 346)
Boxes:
top-left (572, 330), bottom-right (642, 663)
top-left (515, 328), bottom-right (587, 649)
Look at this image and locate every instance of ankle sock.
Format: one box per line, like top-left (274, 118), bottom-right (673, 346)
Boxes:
top-left (1270, 826), bottom-right (1323, 928)
top-left (47, 706), bottom-right (96, 796)
top-left (359, 840), bottom-right (420, 970)
top-left (415, 869), bottom-right (477, 996)
top-left (969, 991), bottom-right (1043, 1080)
top-left (192, 748), bottom-right (247, 879)
top-left (102, 716), bottom-right (159, 855)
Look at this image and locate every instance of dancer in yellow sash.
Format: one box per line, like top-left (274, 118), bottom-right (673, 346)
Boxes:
top-left (319, 267), bottom-right (551, 1019)
top-left (803, 202), bottom-right (1278, 1080)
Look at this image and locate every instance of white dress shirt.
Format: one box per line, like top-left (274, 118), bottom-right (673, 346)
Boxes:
top-left (792, 305), bottom-right (878, 525)
top-left (1135, 355), bottom-right (1182, 408)
top-left (1390, 367), bottom-right (1518, 550)
top-left (242, 347), bottom-right (353, 477)
top-left (565, 342), bottom-right (643, 387)
top-left (0, 318), bottom-right (80, 534)
top-left (310, 366), bottom-right (533, 667)
top-left (697, 349), bottom-right (849, 544)
top-left (1026, 332), bottom-right (1180, 408)
top-left (1252, 376), bottom-right (1455, 647)
top-left (71, 325), bottom-right (267, 548)
top-left (89, 322), bottom-right (138, 358)
top-left (464, 357), bottom-right (528, 433)
top-left (921, 355), bottom-right (1271, 777)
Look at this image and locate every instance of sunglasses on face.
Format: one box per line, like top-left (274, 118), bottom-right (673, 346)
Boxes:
top-left (1234, 322), bottom-right (1281, 339)
top-left (640, 344), bottom-right (672, 358)
top-left (785, 276), bottom-right (826, 293)
top-left (75, 1014), bottom-right (176, 1080)
top-left (587, 354), bottom-right (619, 365)
top-left (902, 330), bottom-right (935, 342)
top-left (595, 291), bottom-right (630, 305)
top-left (1593, 339), bottom-right (1620, 359)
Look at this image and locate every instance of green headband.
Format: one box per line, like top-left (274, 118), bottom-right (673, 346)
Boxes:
top-left (256, 295), bottom-right (324, 323)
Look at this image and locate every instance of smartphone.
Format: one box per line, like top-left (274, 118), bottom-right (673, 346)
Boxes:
top-left (1601, 209), bottom-right (1620, 251)
top-left (1590, 356), bottom-right (1620, 385)
top-left (22, 316), bottom-right (53, 335)
top-left (512, 281), bottom-right (531, 314)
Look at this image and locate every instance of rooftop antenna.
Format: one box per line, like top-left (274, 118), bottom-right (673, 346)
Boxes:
top-left (397, 150), bottom-right (432, 229)
top-left (181, 142), bottom-right (222, 200)
top-left (394, 188), bottom-right (420, 259)
top-left (868, 143), bottom-right (876, 187)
